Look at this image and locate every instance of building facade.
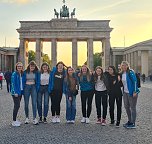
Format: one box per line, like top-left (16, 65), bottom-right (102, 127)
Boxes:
top-left (0, 47), bottom-right (18, 72)
top-left (111, 39), bottom-right (152, 76)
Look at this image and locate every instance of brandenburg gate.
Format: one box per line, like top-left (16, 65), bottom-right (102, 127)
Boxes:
top-left (17, 1), bottom-right (113, 70)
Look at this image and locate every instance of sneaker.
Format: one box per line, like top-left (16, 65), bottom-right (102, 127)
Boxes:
top-left (12, 121), bottom-right (20, 127)
top-left (126, 123), bottom-right (136, 129)
top-left (71, 120), bottom-right (75, 124)
top-left (101, 119), bottom-right (106, 126)
top-left (33, 118), bottom-right (39, 125)
top-left (66, 120), bottom-right (71, 123)
top-left (116, 121), bottom-right (120, 128)
top-left (16, 120), bottom-right (21, 125)
top-left (43, 117), bottom-right (47, 124)
top-left (25, 118), bottom-right (29, 124)
top-left (96, 118), bottom-right (101, 124)
top-left (110, 120), bottom-right (115, 125)
top-left (123, 121), bottom-right (131, 128)
top-left (39, 117), bottom-right (43, 123)
top-left (85, 118), bottom-right (90, 124)
top-left (81, 117), bottom-right (86, 123)
top-left (56, 117), bottom-right (60, 123)
top-left (52, 117), bottom-right (57, 123)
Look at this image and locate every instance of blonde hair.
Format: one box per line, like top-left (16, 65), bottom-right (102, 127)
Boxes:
top-left (15, 62), bottom-right (24, 73)
top-left (120, 61), bottom-right (130, 72)
top-left (80, 65), bottom-right (91, 82)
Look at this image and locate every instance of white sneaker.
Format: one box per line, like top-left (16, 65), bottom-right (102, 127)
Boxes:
top-left (85, 118), bottom-right (90, 124)
top-left (66, 120), bottom-right (71, 123)
top-left (33, 118), bottom-right (39, 125)
top-left (25, 118), bottom-right (29, 124)
top-left (81, 117), bottom-right (86, 123)
top-left (52, 117), bottom-right (57, 123)
top-left (56, 117), bottom-right (60, 123)
top-left (71, 120), bottom-right (75, 124)
top-left (16, 120), bottom-right (21, 125)
top-left (12, 121), bottom-right (20, 127)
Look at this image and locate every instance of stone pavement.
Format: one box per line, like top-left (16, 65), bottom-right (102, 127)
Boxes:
top-left (0, 81), bottom-right (152, 144)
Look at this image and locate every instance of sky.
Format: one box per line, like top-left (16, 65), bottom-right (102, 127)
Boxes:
top-left (0, 0), bottom-right (152, 65)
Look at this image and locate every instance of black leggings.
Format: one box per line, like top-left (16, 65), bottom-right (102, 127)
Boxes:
top-left (81, 90), bottom-right (94, 118)
top-left (95, 90), bottom-right (108, 119)
top-left (109, 93), bottom-right (122, 122)
top-left (12, 96), bottom-right (22, 121)
top-left (50, 90), bottom-right (62, 116)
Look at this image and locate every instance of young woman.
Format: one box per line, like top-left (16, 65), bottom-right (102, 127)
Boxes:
top-left (94, 66), bottom-right (109, 125)
top-left (23, 61), bottom-right (39, 125)
top-left (108, 66), bottom-right (123, 127)
top-left (64, 67), bottom-right (79, 124)
top-left (49, 61), bottom-right (66, 123)
top-left (121, 61), bottom-right (140, 129)
top-left (11, 62), bottom-right (24, 127)
top-left (37, 62), bottom-right (50, 123)
top-left (78, 65), bottom-right (94, 124)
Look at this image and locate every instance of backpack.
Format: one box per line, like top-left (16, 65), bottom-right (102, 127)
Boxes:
top-left (128, 70), bottom-right (141, 88)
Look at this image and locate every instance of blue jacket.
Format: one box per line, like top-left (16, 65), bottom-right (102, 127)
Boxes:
top-left (78, 75), bottom-right (94, 91)
top-left (125, 70), bottom-right (140, 96)
top-left (11, 71), bottom-right (24, 96)
top-left (22, 70), bottom-right (40, 92)
top-left (48, 67), bottom-right (66, 93)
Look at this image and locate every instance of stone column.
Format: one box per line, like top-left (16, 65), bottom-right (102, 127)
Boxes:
top-left (72, 39), bottom-right (78, 69)
top-left (113, 54), bottom-right (116, 67)
top-left (14, 55), bottom-right (17, 71)
top-left (51, 39), bottom-right (57, 68)
top-left (102, 38), bottom-right (111, 70)
top-left (4, 55), bottom-right (7, 71)
top-left (134, 51), bottom-right (138, 72)
top-left (148, 51), bottom-right (152, 75)
top-left (19, 39), bottom-right (28, 68)
top-left (137, 51), bottom-right (141, 73)
top-left (36, 39), bottom-right (43, 67)
top-left (130, 52), bottom-right (134, 69)
top-left (87, 38), bottom-right (94, 70)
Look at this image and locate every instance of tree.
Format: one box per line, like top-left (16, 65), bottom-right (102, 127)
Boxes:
top-left (28, 51), bottom-right (51, 66)
top-left (28, 50), bottom-right (35, 63)
top-left (93, 52), bottom-right (102, 69)
top-left (42, 54), bottom-right (51, 66)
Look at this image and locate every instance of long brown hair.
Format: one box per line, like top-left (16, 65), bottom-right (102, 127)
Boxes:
top-left (40, 62), bottom-right (50, 73)
top-left (80, 65), bottom-right (91, 82)
top-left (94, 66), bottom-right (104, 82)
top-left (64, 66), bottom-right (75, 84)
top-left (26, 61), bottom-right (39, 73)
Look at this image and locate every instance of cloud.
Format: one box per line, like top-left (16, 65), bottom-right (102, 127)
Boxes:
top-left (79, 0), bottom-right (132, 18)
top-left (1, 0), bottom-right (38, 4)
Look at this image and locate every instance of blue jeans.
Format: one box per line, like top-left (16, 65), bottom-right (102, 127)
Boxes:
top-left (66, 95), bottom-right (76, 121)
top-left (37, 85), bottom-right (49, 118)
top-left (24, 84), bottom-right (37, 119)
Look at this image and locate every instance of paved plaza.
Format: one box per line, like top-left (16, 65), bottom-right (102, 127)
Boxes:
top-left (0, 81), bottom-right (152, 144)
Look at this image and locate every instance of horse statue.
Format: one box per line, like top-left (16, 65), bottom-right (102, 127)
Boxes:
top-left (54, 9), bottom-right (59, 19)
top-left (71, 8), bottom-right (76, 18)
top-left (60, 5), bottom-right (69, 18)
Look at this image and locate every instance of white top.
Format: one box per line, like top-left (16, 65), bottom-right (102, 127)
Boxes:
top-left (40, 73), bottom-right (49, 85)
top-left (20, 74), bottom-right (23, 91)
top-left (95, 76), bottom-right (107, 91)
top-left (122, 72), bottom-right (129, 93)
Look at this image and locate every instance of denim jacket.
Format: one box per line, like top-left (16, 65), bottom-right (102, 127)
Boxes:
top-left (11, 71), bottom-right (24, 96)
top-left (22, 70), bottom-right (40, 92)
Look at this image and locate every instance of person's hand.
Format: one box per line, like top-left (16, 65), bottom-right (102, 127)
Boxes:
top-left (118, 75), bottom-right (121, 81)
top-left (133, 92), bottom-right (137, 97)
top-left (14, 94), bottom-right (18, 97)
top-left (69, 97), bottom-right (72, 101)
top-left (113, 80), bottom-right (116, 84)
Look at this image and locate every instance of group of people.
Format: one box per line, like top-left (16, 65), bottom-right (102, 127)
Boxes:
top-left (10, 60), bottom-right (140, 129)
